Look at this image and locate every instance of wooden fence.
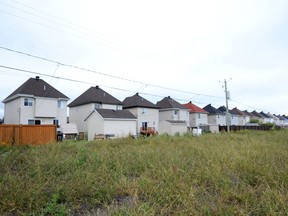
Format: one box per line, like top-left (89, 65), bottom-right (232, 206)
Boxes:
top-left (0, 124), bottom-right (57, 146)
top-left (219, 125), bottom-right (273, 132)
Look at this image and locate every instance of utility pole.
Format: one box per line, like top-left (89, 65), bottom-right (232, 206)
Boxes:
top-left (224, 79), bottom-right (230, 132)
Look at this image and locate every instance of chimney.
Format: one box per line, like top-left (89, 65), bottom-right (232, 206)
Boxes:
top-left (35, 76), bottom-right (40, 80)
top-left (95, 85), bottom-right (99, 89)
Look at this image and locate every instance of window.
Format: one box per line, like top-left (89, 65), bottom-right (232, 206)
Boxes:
top-left (24, 98), bottom-right (33, 106)
top-left (174, 110), bottom-right (178, 115)
top-left (94, 103), bottom-right (102, 109)
top-left (198, 113), bottom-right (201, 119)
top-left (142, 122), bottom-right (148, 130)
top-left (142, 108), bottom-right (147, 114)
top-left (28, 119), bottom-right (41, 125)
top-left (53, 119), bottom-right (59, 126)
top-left (58, 100), bottom-right (65, 108)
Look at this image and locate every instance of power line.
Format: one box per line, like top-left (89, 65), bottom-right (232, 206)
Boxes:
top-left (0, 0), bottom-right (219, 82)
top-left (0, 64), bottom-right (227, 109)
top-left (0, 46), bottom-right (224, 99)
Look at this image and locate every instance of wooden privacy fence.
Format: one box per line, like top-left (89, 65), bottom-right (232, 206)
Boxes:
top-left (219, 125), bottom-right (273, 132)
top-left (0, 124), bottom-right (57, 146)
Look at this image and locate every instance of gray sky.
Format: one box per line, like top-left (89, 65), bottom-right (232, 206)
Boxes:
top-left (1, 0), bottom-right (288, 118)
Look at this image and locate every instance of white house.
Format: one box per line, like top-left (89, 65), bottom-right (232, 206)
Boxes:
top-left (123, 93), bottom-right (159, 135)
top-left (68, 85), bottom-right (136, 140)
top-left (2, 76), bottom-right (69, 125)
top-left (156, 96), bottom-right (189, 135)
top-left (182, 101), bottom-right (208, 127)
top-left (85, 109), bottom-right (137, 141)
top-left (203, 104), bottom-right (226, 126)
top-left (231, 107), bottom-right (246, 125)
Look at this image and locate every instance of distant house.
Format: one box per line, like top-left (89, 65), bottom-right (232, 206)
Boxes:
top-left (123, 93), bottom-right (159, 135)
top-left (242, 110), bottom-right (253, 124)
top-left (231, 107), bottom-right (246, 125)
top-left (68, 86), bottom-right (136, 140)
top-left (251, 110), bottom-right (264, 122)
top-left (2, 76), bottom-right (69, 125)
top-left (156, 96), bottom-right (189, 135)
top-left (218, 106), bottom-right (239, 125)
top-left (260, 111), bottom-right (273, 123)
top-left (203, 104), bottom-right (226, 126)
top-left (182, 101), bottom-right (208, 127)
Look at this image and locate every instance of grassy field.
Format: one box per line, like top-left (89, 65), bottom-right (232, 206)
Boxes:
top-left (0, 130), bottom-right (288, 215)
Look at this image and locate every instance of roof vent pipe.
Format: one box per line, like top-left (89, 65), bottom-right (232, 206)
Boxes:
top-left (36, 76), bottom-right (40, 80)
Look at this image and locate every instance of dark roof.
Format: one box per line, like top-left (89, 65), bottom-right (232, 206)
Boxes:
top-left (68, 86), bottom-right (122, 107)
top-left (203, 104), bottom-right (223, 114)
top-left (156, 96), bottom-right (186, 109)
top-left (96, 109), bottom-right (136, 119)
top-left (259, 111), bottom-right (271, 118)
top-left (242, 110), bottom-right (253, 117)
top-left (218, 106), bottom-right (227, 113)
top-left (123, 93), bottom-right (158, 109)
top-left (251, 110), bottom-right (264, 118)
top-left (231, 107), bottom-right (246, 116)
top-left (182, 101), bottom-right (208, 113)
top-left (166, 120), bottom-right (187, 124)
top-left (3, 76), bottom-right (69, 102)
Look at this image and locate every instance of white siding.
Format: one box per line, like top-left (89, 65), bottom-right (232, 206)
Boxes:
top-left (208, 114), bottom-right (226, 126)
top-left (159, 121), bottom-right (187, 135)
top-left (69, 104), bottom-right (94, 132)
top-left (230, 115), bottom-right (239, 125)
top-left (104, 120), bottom-right (136, 138)
top-left (4, 98), bottom-right (21, 124)
top-left (125, 107), bottom-right (159, 133)
top-left (189, 113), bottom-right (208, 127)
top-left (86, 111), bottom-right (104, 141)
top-left (159, 109), bottom-right (189, 124)
top-left (35, 98), bottom-right (57, 117)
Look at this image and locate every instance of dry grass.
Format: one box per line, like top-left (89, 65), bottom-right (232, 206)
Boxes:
top-left (0, 130), bottom-right (288, 215)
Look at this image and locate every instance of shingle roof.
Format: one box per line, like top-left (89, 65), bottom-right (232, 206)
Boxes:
top-left (123, 93), bottom-right (158, 109)
top-left (96, 109), bottom-right (136, 119)
top-left (251, 110), bottom-right (264, 118)
top-left (202, 104), bottom-right (223, 114)
top-left (242, 110), bottom-right (253, 117)
top-left (3, 76), bottom-right (69, 102)
top-left (156, 96), bottom-right (186, 109)
top-left (259, 111), bottom-right (271, 118)
top-left (230, 107), bottom-right (246, 116)
top-left (166, 120), bottom-right (187, 124)
top-left (68, 86), bottom-right (122, 107)
top-left (182, 101), bottom-right (208, 114)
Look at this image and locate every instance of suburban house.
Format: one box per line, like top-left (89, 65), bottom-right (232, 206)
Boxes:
top-left (182, 101), bottom-right (208, 127)
top-left (2, 76), bottom-right (69, 125)
top-left (260, 111), bottom-right (273, 123)
top-left (218, 106), bottom-right (239, 125)
top-left (123, 93), bottom-right (159, 135)
top-left (68, 86), bottom-right (136, 140)
top-left (231, 107), bottom-right (246, 125)
top-left (251, 110), bottom-right (265, 122)
top-left (242, 110), bottom-right (253, 124)
top-left (156, 96), bottom-right (189, 135)
top-left (203, 104), bottom-right (226, 126)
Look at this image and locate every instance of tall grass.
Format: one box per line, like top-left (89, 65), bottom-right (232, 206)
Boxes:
top-left (0, 130), bottom-right (288, 215)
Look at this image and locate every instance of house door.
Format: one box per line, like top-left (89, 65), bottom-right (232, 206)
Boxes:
top-left (142, 122), bottom-right (148, 130)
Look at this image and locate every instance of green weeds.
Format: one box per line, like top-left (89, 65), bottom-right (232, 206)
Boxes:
top-left (0, 130), bottom-right (288, 215)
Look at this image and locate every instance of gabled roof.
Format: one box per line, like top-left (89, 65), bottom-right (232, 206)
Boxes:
top-left (123, 93), bottom-right (158, 109)
top-left (182, 101), bottom-right (208, 114)
top-left (202, 104), bottom-right (223, 114)
top-left (251, 110), bottom-right (264, 118)
top-left (242, 110), bottom-right (253, 117)
top-left (85, 108), bottom-right (136, 120)
top-left (231, 107), bottom-right (246, 116)
top-left (3, 76), bottom-right (69, 102)
top-left (156, 96), bottom-right (186, 109)
top-left (259, 111), bottom-right (271, 118)
top-left (68, 86), bottom-right (122, 107)
top-left (218, 106), bottom-right (227, 113)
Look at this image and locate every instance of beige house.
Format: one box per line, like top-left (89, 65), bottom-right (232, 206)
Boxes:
top-left (123, 93), bottom-right (159, 135)
top-left (182, 101), bottom-right (208, 127)
top-left (156, 96), bottom-right (189, 134)
top-left (203, 104), bottom-right (226, 126)
top-left (159, 120), bottom-right (187, 135)
top-left (68, 86), bottom-right (136, 140)
top-left (2, 76), bottom-right (69, 125)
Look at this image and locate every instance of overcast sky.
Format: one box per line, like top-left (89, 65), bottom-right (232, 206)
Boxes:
top-left (0, 0), bottom-right (288, 118)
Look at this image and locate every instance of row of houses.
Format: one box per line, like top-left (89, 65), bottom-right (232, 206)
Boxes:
top-left (2, 77), bottom-right (288, 140)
